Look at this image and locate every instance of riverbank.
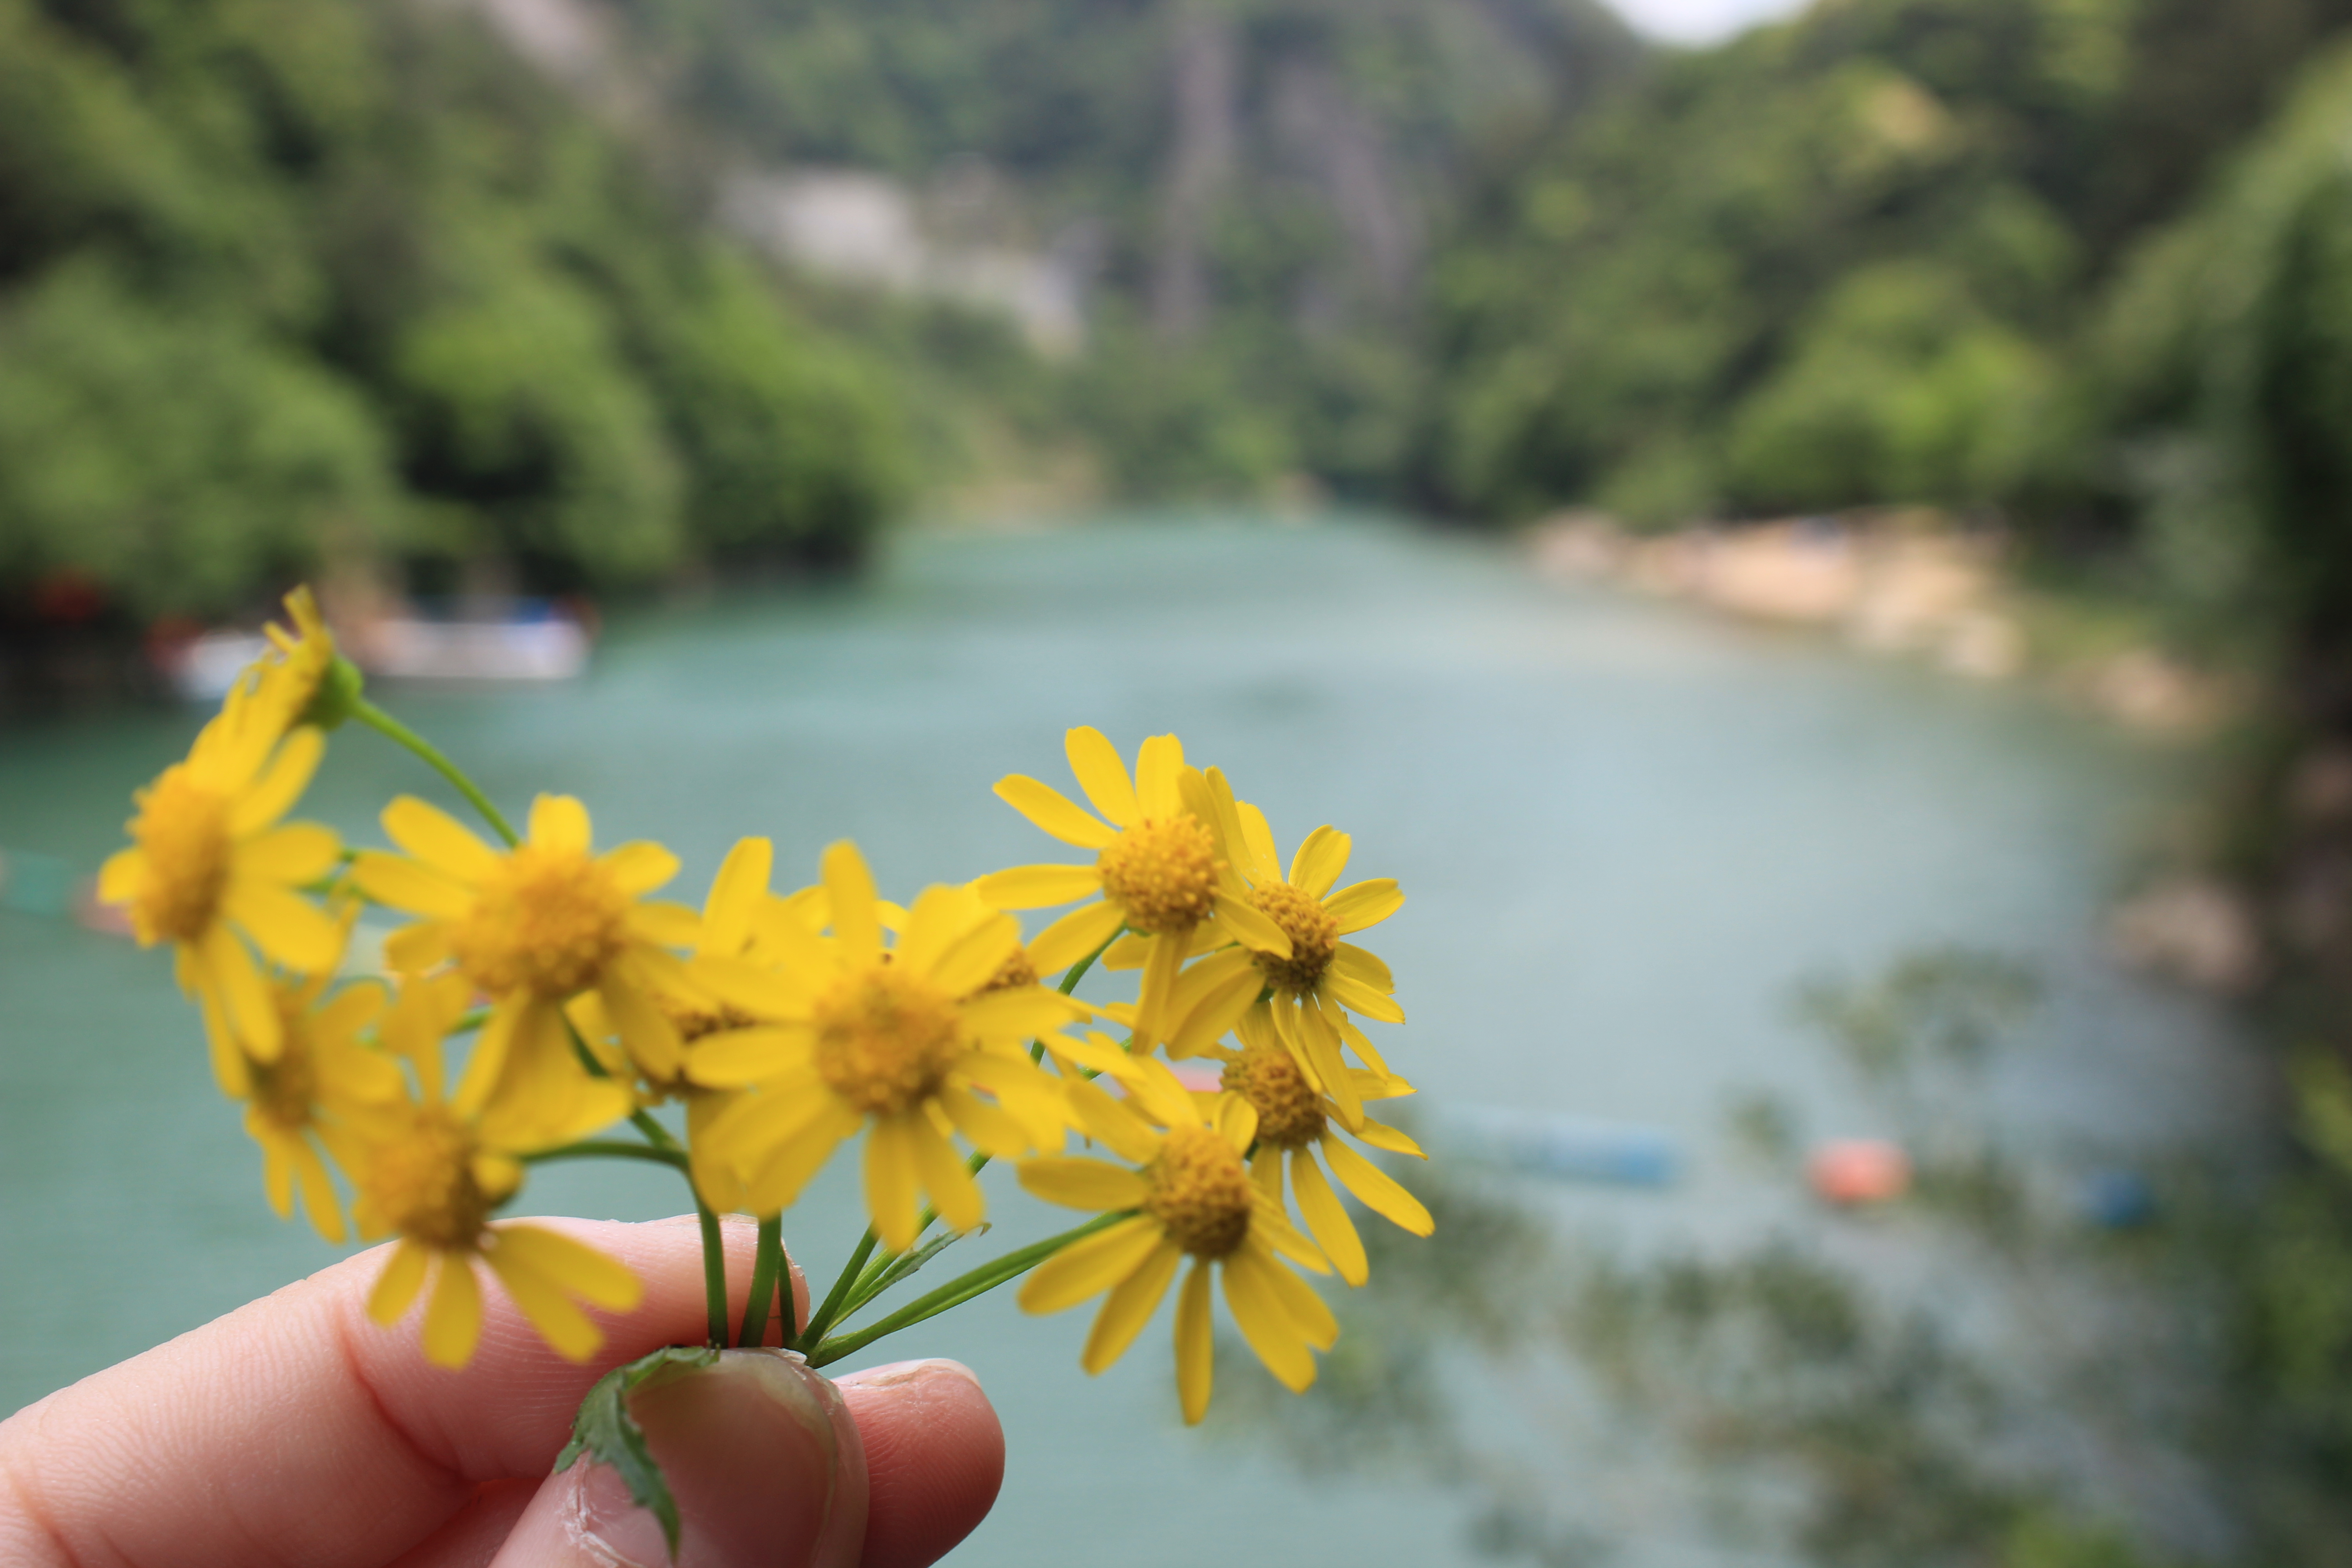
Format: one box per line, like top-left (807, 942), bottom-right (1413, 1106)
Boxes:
top-left (1525, 511), bottom-right (2241, 737)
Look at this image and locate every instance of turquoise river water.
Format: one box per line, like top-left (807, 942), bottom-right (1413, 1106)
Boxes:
top-left (0, 516), bottom-right (2262, 1566)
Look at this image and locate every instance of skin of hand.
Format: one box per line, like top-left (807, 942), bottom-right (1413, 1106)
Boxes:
top-left (0, 1215), bottom-right (1005, 1568)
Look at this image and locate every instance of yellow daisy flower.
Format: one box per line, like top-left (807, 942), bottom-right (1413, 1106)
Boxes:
top-left (350, 794), bottom-right (697, 1141)
top-left (351, 991), bottom-right (639, 1369)
top-left (687, 842), bottom-right (1083, 1251)
top-left (1016, 1046), bottom-right (1336, 1424)
top-left (225, 924), bottom-right (407, 1244)
top-left (1215, 1004), bottom-right (1432, 1287)
top-left (245, 584), bottom-right (339, 736)
top-left (1145, 769), bottom-right (1406, 1122)
top-left (98, 682), bottom-right (344, 1064)
top-left (975, 728), bottom-right (1292, 1050)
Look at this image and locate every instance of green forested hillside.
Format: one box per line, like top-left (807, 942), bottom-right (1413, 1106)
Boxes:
top-left (594, 0), bottom-right (1641, 499)
top-left (1425, 0), bottom-right (2352, 592)
top-left (0, 0), bottom-right (906, 632)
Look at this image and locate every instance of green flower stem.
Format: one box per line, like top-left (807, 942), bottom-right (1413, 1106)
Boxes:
top-left (522, 1140), bottom-right (692, 1174)
top-left (806, 1212), bottom-right (1130, 1368)
top-left (798, 1230), bottom-right (880, 1352)
top-left (738, 1215), bottom-right (785, 1348)
top-left (350, 698), bottom-right (519, 847)
top-left (1029, 929), bottom-right (1121, 1064)
top-left (630, 1108), bottom-right (680, 1149)
top-left (696, 1202), bottom-right (729, 1348)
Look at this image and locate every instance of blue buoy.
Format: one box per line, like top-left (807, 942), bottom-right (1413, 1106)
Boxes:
top-left (1437, 1104), bottom-right (1680, 1188)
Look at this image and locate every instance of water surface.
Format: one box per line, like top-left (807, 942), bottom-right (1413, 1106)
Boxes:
top-left (0, 516), bottom-right (2257, 1565)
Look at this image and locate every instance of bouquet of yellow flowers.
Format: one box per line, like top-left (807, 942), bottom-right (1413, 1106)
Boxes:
top-left (100, 587), bottom-right (1431, 1553)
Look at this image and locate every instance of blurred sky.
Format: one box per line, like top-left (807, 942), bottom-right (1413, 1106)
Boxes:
top-left (1611, 0), bottom-right (1808, 44)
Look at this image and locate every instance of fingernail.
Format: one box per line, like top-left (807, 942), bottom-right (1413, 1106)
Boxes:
top-left (565, 1349), bottom-right (868, 1568)
top-left (833, 1356), bottom-right (979, 1395)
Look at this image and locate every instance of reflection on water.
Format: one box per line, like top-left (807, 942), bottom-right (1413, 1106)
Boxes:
top-left (0, 516), bottom-right (2258, 1565)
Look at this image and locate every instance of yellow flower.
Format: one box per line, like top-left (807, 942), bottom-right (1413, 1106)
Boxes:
top-left (975, 728), bottom-right (1292, 1049)
top-left (1133, 771), bottom-right (1406, 1122)
top-left (224, 924), bottom-right (408, 1244)
top-left (350, 794), bottom-right (697, 1141)
top-left (1215, 1005), bottom-right (1431, 1287)
top-left (98, 682), bottom-right (343, 1063)
top-left (568, 835), bottom-right (805, 1210)
top-left (1016, 1045), bottom-right (1336, 1424)
top-left (352, 987), bottom-right (639, 1368)
top-left (689, 842), bottom-right (1083, 1250)
top-left (245, 585), bottom-right (339, 736)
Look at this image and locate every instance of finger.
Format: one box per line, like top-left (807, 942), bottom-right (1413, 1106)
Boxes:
top-left (834, 1361), bottom-right (1004, 1568)
top-left (488, 1349), bottom-right (868, 1568)
top-left (0, 1216), bottom-right (852, 1568)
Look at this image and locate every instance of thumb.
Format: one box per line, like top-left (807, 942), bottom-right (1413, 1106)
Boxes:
top-left (490, 1348), bottom-right (869, 1568)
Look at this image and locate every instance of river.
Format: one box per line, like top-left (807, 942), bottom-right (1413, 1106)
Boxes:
top-left (0, 515), bottom-right (2262, 1565)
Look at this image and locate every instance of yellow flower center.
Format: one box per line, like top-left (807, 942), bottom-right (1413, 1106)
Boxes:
top-left (1096, 816), bottom-right (1218, 935)
top-left (448, 846), bottom-right (630, 998)
top-left (129, 766), bottom-right (233, 944)
top-left (365, 1105), bottom-right (491, 1250)
top-left (1247, 881), bottom-right (1339, 991)
top-left (813, 965), bottom-right (964, 1117)
top-left (1144, 1124), bottom-right (1255, 1258)
top-left (250, 1005), bottom-right (319, 1131)
top-left (1220, 1044), bottom-right (1325, 1149)
top-left (979, 946), bottom-right (1039, 994)
top-left (661, 996), bottom-right (756, 1044)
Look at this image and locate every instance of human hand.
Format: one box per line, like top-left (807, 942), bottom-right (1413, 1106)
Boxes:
top-left (0, 1216), bottom-right (1004, 1568)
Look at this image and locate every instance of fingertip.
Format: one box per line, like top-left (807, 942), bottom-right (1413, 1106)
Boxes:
top-left (835, 1360), bottom-right (1004, 1568)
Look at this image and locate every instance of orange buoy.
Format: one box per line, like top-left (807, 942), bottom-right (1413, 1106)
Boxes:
top-left (1807, 1139), bottom-right (1911, 1205)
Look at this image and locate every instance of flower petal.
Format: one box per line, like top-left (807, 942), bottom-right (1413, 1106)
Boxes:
top-left (1175, 1259), bottom-right (1215, 1423)
top-left (822, 842), bottom-right (882, 962)
top-left (493, 1223), bottom-right (642, 1309)
top-left (484, 1248), bottom-right (602, 1362)
top-left (201, 922), bottom-right (281, 1060)
top-left (1063, 727), bottom-right (1139, 827)
top-left (421, 1252), bottom-right (484, 1368)
top-left (1331, 943), bottom-right (1394, 995)
top-left (908, 1117), bottom-right (986, 1234)
top-left (996, 775), bottom-right (1117, 850)
top-left (973, 864), bottom-right (1102, 911)
top-left (1208, 890), bottom-right (1291, 959)
top-left (350, 853), bottom-right (472, 920)
top-left (237, 823), bottom-right (340, 886)
top-left (1221, 1249), bottom-right (1315, 1393)
top-left (1019, 1156), bottom-right (1149, 1211)
top-left (742, 1098), bottom-right (861, 1215)
top-left (959, 985), bottom-right (1084, 1044)
top-left (1323, 1137), bottom-right (1433, 1236)
top-left (368, 1239), bottom-right (431, 1323)
top-left (865, 1114), bottom-right (924, 1253)
top-left (601, 842), bottom-right (679, 896)
top-left (1254, 1236), bottom-right (1340, 1349)
top-left (1325, 972), bottom-right (1405, 1024)
top-left (1290, 1150), bottom-right (1367, 1287)
top-left (1324, 878), bottom-right (1404, 934)
top-left (1063, 1079), bottom-right (1164, 1165)
top-left (382, 797), bottom-right (499, 885)
top-left (1082, 1237), bottom-right (1181, 1374)
top-left (228, 728), bottom-right (325, 836)
top-left (699, 838), bottom-right (773, 956)
top-left (1023, 899), bottom-right (1127, 976)
top-left (528, 795), bottom-right (593, 857)
top-left (1133, 735), bottom-right (1185, 821)
top-left (687, 1024), bottom-right (815, 1088)
top-left (1289, 827), bottom-right (1351, 898)
top-left (224, 878), bottom-right (343, 973)
top-left (1016, 1214), bottom-right (1161, 1314)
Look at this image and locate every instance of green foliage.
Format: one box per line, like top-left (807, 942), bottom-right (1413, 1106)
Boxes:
top-left (0, 0), bottom-right (907, 625)
top-left (2080, 39), bottom-right (2352, 654)
top-left (556, 1344), bottom-right (720, 1558)
top-left (0, 260), bottom-right (391, 616)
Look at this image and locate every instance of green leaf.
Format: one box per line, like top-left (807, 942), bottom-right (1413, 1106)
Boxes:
top-left (554, 1345), bottom-right (720, 1559)
top-left (846, 1224), bottom-right (985, 1318)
